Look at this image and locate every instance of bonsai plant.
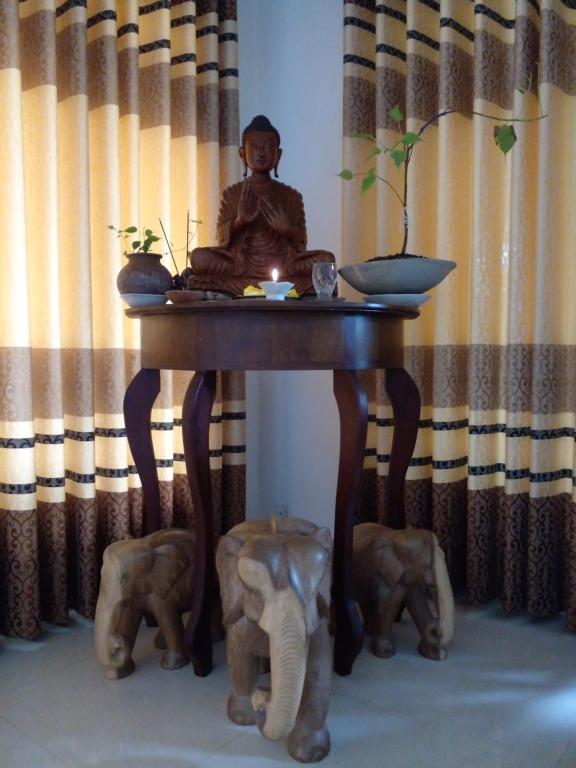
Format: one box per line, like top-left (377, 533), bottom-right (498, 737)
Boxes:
top-left (338, 103), bottom-right (544, 295)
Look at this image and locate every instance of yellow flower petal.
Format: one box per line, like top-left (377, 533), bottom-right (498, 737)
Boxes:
top-left (243, 285), bottom-right (265, 296)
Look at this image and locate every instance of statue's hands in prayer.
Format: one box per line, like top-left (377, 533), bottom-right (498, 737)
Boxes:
top-left (258, 196), bottom-right (291, 236)
top-left (237, 181), bottom-right (259, 225)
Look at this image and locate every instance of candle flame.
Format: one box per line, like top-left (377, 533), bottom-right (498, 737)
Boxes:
top-left (271, 268), bottom-right (278, 282)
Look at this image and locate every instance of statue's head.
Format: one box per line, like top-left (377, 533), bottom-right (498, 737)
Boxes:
top-left (240, 115), bottom-right (282, 178)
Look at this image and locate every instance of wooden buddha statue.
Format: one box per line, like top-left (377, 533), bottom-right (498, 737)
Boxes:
top-left (187, 115), bottom-right (335, 296)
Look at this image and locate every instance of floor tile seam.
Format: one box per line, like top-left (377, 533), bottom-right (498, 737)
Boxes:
top-left (0, 661), bottom-right (170, 717)
top-left (0, 710), bottom-right (78, 768)
top-left (204, 730), bottom-right (247, 761)
top-left (329, 685), bottom-right (402, 717)
top-left (329, 685), bottom-right (491, 726)
top-left (555, 743), bottom-right (572, 767)
top-left (3, 670), bottom-right (244, 731)
top-left (456, 737), bottom-right (573, 768)
top-left (1, 699), bottom-right (240, 768)
top-left (0, 647), bottom-right (96, 696)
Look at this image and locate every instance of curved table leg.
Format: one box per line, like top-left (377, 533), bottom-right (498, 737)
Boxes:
top-left (123, 368), bottom-right (161, 535)
top-left (182, 370), bottom-right (217, 677)
top-left (385, 367), bottom-right (421, 529)
top-left (332, 369), bottom-right (367, 676)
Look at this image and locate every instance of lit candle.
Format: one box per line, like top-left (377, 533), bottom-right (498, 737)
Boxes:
top-left (271, 268), bottom-right (278, 282)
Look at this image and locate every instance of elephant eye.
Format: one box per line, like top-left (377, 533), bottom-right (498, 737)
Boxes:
top-left (243, 590), bottom-right (264, 618)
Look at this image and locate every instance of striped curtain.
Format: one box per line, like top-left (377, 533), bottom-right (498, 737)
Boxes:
top-left (0, 0), bottom-right (245, 640)
top-left (342, 0), bottom-right (576, 626)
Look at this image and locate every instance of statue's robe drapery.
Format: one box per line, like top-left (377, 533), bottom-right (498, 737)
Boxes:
top-left (188, 179), bottom-right (331, 296)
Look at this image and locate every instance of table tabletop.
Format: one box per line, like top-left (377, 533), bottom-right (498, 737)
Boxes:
top-left (126, 299), bottom-right (418, 372)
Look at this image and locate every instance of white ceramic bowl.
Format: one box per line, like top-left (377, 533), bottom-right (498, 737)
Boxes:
top-left (363, 293), bottom-right (431, 309)
top-left (121, 293), bottom-right (168, 308)
top-left (338, 257), bottom-right (456, 295)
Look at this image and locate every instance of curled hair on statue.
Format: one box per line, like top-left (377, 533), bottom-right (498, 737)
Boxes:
top-left (241, 114), bottom-right (281, 148)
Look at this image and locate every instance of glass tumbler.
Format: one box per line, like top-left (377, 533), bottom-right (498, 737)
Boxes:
top-left (312, 263), bottom-right (338, 298)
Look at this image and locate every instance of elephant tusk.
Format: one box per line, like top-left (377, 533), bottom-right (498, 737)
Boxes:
top-left (251, 688), bottom-right (270, 711)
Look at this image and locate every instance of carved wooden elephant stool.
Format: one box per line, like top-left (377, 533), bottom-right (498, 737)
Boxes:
top-left (95, 528), bottom-right (195, 679)
top-left (217, 517), bottom-right (333, 763)
top-left (352, 523), bottom-right (454, 661)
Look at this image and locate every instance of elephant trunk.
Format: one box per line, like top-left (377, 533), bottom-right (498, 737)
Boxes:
top-left (94, 592), bottom-right (135, 678)
top-left (252, 588), bottom-right (308, 741)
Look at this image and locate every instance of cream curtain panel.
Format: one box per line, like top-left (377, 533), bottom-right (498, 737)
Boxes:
top-left (0, 0), bottom-right (245, 640)
top-left (342, 0), bottom-right (576, 625)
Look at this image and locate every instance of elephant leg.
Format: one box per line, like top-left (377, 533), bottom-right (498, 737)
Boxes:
top-left (228, 646), bottom-right (260, 726)
top-left (287, 619), bottom-right (331, 763)
top-left (155, 606), bottom-right (189, 670)
top-left (406, 588), bottom-right (445, 660)
top-left (371, 587), bottom-right (405, 659)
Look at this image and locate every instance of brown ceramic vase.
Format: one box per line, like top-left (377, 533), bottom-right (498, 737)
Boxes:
top-left (116, 252), bottom-right (173, 295)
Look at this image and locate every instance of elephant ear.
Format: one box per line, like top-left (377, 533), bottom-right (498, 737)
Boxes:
top-left (374, 539), bottom-right (405, 587)
top-left (151, 544), bottom-right (190, 598)
top-left (312, 527), bottom-right (333, 619)
top-left (215, 534), bottom-right (244, 626)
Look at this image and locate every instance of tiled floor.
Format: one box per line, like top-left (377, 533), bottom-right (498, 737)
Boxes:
top-left (0, 603), bottom-right (574, 768)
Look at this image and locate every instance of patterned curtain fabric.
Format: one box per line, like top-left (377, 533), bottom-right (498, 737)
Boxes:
top-left (0, 0), bottom-right (245, 640)
top-left (342, 0), bottom-right (576, 626)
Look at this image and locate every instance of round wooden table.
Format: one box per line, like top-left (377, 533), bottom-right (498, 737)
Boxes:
top-left (124, 299), bottom-right (421, 677)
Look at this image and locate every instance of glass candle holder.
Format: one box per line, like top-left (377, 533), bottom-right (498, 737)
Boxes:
top-left (258, 281), bottom-right (294, 301)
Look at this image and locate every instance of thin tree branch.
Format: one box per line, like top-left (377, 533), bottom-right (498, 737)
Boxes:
top-left (374, 175), bottom-right (405, 207)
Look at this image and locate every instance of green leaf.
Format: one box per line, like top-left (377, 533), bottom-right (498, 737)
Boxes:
top-left (389, 105), bottom-right (404, 123)
top-left (494, 124), bottom-right (517, 154)
top-left (124, 226), bottom-right (138, 233)
top-left (390, 148), bottom-right (407, 167)
top-left (132, 240), bottom-right (141, 250)
top-left (149, 235), bottom-right (161, 242)
top-left (401, 131), bottom-right (421, 146)
top-left (338, 169), bottom-right (354, 180)
top-left (107, 224), bottom-right (115, 230)
top-left (144, 228), bottom-right (153, 237)
top-left (361, 168), bottom-right (377, 193)
top-left (366, 146), bottom-right (382, 160)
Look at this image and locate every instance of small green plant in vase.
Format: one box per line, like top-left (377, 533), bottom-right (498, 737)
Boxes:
top-left (338, 104), bottom-right (544, 297)
top-left (112, 224), bottom-right (173, 302)
top-left (111, 216), bottom-right (202, 305)
top-left (109, 224), bottom-right (162, 254)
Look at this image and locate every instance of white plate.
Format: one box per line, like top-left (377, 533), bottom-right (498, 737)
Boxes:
top-left (121, 293), bottom-right (168, 308)
top-left (364, 293), bottom-right (431, 309)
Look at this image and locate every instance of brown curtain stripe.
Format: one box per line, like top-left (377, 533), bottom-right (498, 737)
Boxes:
top-left (344, 2), bottom-right (575, 139)
top-left (16, 1), bottom-right (240, 143)
top-left (342, 0), bottom-right (576, 627)
top-left (0, 0), bottom-right (244, 640)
